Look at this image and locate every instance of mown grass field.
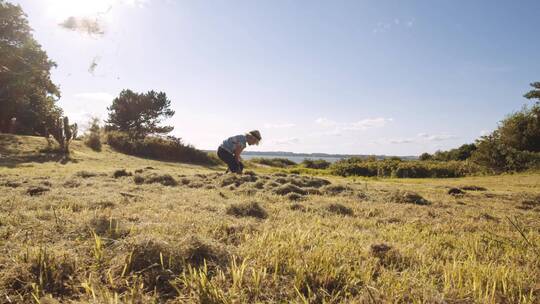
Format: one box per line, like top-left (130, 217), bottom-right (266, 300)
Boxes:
top-left (0, 134), bottom-right (539, 303)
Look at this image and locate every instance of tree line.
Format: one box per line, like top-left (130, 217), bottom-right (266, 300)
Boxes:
top-left (1, 0), bottom-right (538, 172)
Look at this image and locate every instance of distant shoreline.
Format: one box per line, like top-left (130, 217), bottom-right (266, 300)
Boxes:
top-left (204, 150), bottom-right (417, 163)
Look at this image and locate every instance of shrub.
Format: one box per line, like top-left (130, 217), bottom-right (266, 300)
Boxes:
top-left (84, 117), bottom-right (102, 152)
top-left (331, 158), bottom-right (481, 178)
top-left (301, 159), bottom-right (331, 169)
top-left (106, 131), bottom-right (218, 165)
top-left (250, 157), bottom-right (296, 168)
top-left (470, 100), bottom-right (540, 172)
top-left (472, 130), bottom-right (540, 173)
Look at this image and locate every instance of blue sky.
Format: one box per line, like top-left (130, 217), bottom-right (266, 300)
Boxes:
top-left (13, 0), bottom-right (540, 155)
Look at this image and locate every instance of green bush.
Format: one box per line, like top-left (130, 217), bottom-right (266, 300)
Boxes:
top-left (301, 159), bottom-right (331, 169)
top-left (471, 103), bottom-right (540, 172)
top-left (471, 131), bottom-right (540, 173)
top-left (106, 131), bottom-right (218, 165)
top-left (330, 158), bottom-right (482, 178)
top-left (84, 118), bottom-right (102, 152)
top-left (250, 157), bottom-right (296, 168)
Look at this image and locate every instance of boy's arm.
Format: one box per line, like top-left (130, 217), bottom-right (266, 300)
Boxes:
top-left (234, 145), bottom-right (243, 162)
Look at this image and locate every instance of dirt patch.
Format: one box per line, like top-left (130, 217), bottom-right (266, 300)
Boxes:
top-left (181, 236), bottom-right (230, 268)
top-left (461, 185), bottom-right (487, 191)
top-left (113, 169), bottom-right (132, 178)
top-left (274, 184), bottom-right (307, 196)
top-left (289, 176), bottom-right (331, 188)
top-left (121, 239), bottom-right (183, 294)
top-left (91, 201), bottom-right (116, 209)
top-left (286, 193), bottom-right (304, 201)
top-left (213, 223), bottom-right (257, 245)
top-left (517, 195), bottom-right (540, 211)
top-left (2, 181), bottom-right (21, 188)
top-left (290, 204), bottom-right (306, 211)
top-left (253, 181), bottom-right (265, 189)
top-left (63, 179), bottom-right (81, 188)
top-left (134, 175), bottom-right (145, 184)
top-left (389, 191), bottom-right (430, 205)
top-left (226, 202), bottom-right (268, 219)
top-left (220, 174), bottom-right (257, 187)
top-left (326, 203), bottom-right (354, 216)
top-left (321, 185), bottom-right (351, 195)
top-left (448, 188), bottom-right (465, 196)
top-left (135, 174), bottom-right (178, 186)
top-left (369, 243), bottom-right (405, 269)
top-left (75, 171), bottom-right (98, 178)
top-left (477, 213), bottom-right (499, 222)
top-left (27, 186), bottom-right (50, 196)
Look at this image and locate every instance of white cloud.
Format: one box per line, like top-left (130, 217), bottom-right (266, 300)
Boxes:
top-left (272, 137), bottom-right (300, 145)
top-left (264, 123), bottom-right (296, 129)
top-left (315, 117), bottom-right (337, 127)
top-left (389, 138), bottom-right (415, 144)
top-left (316, 117), bottom-right (393, 131)
top-left (60, 92), bottom-right (115, 129)
top-left (343, 118), bottom-right (393, 130)
top-left (373, 17), bottom-right (415, 34)
top-left (424, 134), bottom-right (458, 141)
top-left (379, 133), bottom-right (458, 145)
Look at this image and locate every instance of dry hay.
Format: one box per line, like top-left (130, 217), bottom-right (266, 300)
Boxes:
top-left (321, 184), bottom-right (352, 195)
top-left (181, 236), bottom-right (230, 268)
top-left (119, 236), bottom-right (230, 294)
top-left (2, 180), bottom-right (21, 188)
top-left (2, 249), bottom-right (77, 299)
top-left (88, 216), bottom-right (130, 239)
top-left (517, 195), bottom-right (540, 211)
top-left (388, 190), bottom-right (430, 205)
top-left (75, 171), bottom-right (98, 178)
top-left (273, 183), bottom-right (307, 196)
top-left (62, 179), bottom-right (81, 188)
top-left (226, 202), bottom-right (268, 219)
top-left (448, 188), bottom-right (465, 196)
top-left (369, 243), bottom-right (406, 269)
top-left (120, 238), bottom-right (183, 294)
top-left (134, 174), bottom-right (178, 186)
top-left (113, 169), bottom-right (132, 178)
top-left (27, 186), bottom-right (50, 196)
top-left (325, 203), bottom-right (354, 216)
top-left (461, 185), bottom-right (487, 191)
top-left (212, 223), bottom-right (257, 245)
top-left (219, 174), bottom-right (258, 187)
top-left (289, 176), bottom-right (331, 188)
top-left (290, 203), bottom-right (306, 211)
top-left (286, 192), bottom-right (304, 201)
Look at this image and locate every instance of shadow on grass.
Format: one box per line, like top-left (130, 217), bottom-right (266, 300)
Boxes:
top-left (0, 134), bottom-right (78, 168)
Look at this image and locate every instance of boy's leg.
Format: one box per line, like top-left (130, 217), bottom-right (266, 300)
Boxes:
top-left (218, 147), bottom-right (239, 173)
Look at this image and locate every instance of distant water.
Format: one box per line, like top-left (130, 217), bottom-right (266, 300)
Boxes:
top-left (242, 153), bottom-right (344, 164)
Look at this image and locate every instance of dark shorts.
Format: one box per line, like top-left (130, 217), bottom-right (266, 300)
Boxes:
top-left (217, 146), bottom-right (243, 173)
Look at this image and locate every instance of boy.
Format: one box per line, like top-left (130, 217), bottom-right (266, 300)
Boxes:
top-left (218, 130), bottom-right (261, 174)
